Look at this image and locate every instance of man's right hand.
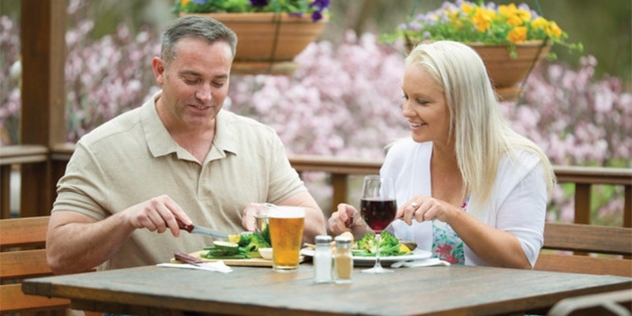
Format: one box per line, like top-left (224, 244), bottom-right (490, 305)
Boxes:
top-left (123, 194), bottom-right (192, 237)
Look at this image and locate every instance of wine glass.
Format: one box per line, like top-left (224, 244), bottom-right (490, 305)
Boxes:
top-left (360, 175), bottom-right (397, 274)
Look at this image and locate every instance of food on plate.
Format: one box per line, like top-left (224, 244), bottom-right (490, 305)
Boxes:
top-left (228, 234), bottom-right (241, 243)
top-left (340, 231), bottom-right (354, 243)
top-left (399, 244), bottom-right (411, 254)
top-left (352, 231), bottom-right (412, 257)
top-left (212, 241), bottom-right (240, 255)
top-left (238, 231), bottom-right (271, 257)
top-left (201, 229), bottom-right (271, 260)
top-left (174, 251), bottom-right (204, 265)
top-left (400, 241), bottom-right (417, 251)
top-left (258, 247), bottom-right (273, 260)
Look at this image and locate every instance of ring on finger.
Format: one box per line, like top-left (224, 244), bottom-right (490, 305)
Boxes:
top-left (410, 202), bottom-right (419, 209)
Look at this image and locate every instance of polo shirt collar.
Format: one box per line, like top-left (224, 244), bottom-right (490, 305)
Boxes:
top-left (142, 91), bottom-right (238, 160)
top-left (210, 110), bottom-right (238, 157)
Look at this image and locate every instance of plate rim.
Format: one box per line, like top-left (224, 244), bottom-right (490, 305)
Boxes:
top-left (299, 248), bottom-right (432, 263)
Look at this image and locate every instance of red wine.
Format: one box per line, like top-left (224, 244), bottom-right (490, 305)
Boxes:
top-left (360, 199), bottom-right (397, 233)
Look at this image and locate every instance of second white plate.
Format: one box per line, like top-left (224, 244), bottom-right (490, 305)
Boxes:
top-left (300, 248), bottom-right (433, 267)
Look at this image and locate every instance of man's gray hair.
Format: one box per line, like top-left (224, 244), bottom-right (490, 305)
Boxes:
top-left (161, 15), bottom-right (238, 67)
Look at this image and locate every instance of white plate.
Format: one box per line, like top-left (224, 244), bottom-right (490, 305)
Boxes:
top-left (300, 248), bottom-right (433, 267)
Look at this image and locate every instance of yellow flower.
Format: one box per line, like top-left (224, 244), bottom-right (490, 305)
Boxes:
top-left (447, 9), bottom-right (464, 29)
top-left (506, 14), bottom-right (523, 26)
top-left (546, 21), bottom-right (563, 38)
top-left (500, 4), bottom-right (531, 26)
top-left (472, 8), bottom-right (495, 32)
top-left (180, 0), bottom-right (190, 8)
top-left (448, 9), bottom-right (459, 20)
top-left (531, 17), bottom-right (549, 30)
top-left (498, 4), bottom-right (517, 17)
top-left (507, 26), bottom-right (527, 43)
top-left (461, 3), bottom-right (473, 15)
top-left (516, 9), bottom-right (531, 23)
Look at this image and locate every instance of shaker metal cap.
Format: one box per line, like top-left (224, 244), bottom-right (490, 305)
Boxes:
top-left (315, 235), bottom-right (333, 243)
top-left (334, 236), bottom-right (352, 244)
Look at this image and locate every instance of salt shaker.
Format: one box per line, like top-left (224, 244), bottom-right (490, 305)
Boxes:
top-left (333, 236), bottom-right (353, 284)
top-left (313, 235), bottom-right (333, 283)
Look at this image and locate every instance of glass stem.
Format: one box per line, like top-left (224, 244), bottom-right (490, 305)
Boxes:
top-left (374, 233), bottom-right (382, 269)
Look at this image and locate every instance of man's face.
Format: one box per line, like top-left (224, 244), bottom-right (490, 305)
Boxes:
top-left (152, 37), bottom-right (233, 131)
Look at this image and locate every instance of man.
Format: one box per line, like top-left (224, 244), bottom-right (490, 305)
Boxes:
top-left (46, 16), bottom-right (326, 275)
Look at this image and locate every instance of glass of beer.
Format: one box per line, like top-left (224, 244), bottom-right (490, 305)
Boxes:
top-left (268, 206), bottom-right (305, 272)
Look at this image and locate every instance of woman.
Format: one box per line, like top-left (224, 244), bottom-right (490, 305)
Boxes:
top-left (328, 41), bottom-right (555, 269)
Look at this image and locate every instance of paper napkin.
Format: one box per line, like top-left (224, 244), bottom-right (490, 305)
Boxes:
top-left (402, 258), bottom-right (451, 268)
top-left (157, 261), bottom-right (233, 273)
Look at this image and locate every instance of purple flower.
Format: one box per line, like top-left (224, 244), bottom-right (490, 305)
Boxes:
top-left (309, 0), bottom-right (330, 10)
top-left (311, 10), bottom-right (323, 22)
top-left (249, 0), bottom-right (269, 7)
top-left (192, 0), bottom-right (207, 4)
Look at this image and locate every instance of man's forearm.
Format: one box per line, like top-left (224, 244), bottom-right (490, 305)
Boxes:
top-left (47, 212), bottom-right (135, 274)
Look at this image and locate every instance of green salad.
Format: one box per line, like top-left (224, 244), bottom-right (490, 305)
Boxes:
top-left (352, 231), bottom-right (412, 257)
top-left (201, 226), bottom-right (271, 260)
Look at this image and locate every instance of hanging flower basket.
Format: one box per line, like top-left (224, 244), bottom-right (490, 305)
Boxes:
top-left (469, 41), bottom-right (551, 101)
top-left (403, 40), bottom-right (550, 101)
top-left (384, 1), bottom-right (582, 101)
top-left (179, 12), bottom-right (328, 75)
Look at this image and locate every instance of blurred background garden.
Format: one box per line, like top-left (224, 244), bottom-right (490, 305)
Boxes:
top-left (1, 0), bottom-right (630, 225)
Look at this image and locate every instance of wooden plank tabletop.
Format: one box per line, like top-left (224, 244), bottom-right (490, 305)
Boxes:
top-left (22, 264), bottom-right (632, 316)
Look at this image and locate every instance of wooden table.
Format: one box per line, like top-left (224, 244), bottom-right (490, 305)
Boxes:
top-left (22, 264), bottom-right (632, 316)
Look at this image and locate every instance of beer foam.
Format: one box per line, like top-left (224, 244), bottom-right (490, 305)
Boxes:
top-left (268, 206), bottom-right (305, 218)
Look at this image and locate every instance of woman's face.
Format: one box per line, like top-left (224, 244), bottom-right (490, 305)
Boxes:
top-left (401, 64), bottom-right (451, 146)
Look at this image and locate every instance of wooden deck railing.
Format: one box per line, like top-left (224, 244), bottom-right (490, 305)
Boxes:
top-left (1, 144), bottom-right (630, 227)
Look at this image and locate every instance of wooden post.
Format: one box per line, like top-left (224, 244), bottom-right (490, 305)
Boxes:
top-left (20, 0), bottom-right (67, 217)
top-left (0, 165), bottom-right (10, 218)
top-left (624, 185), bottom-right (631, 228)
top-left (331, 173), bottom-right (348, 218)
top-left (573, 184), bottom-right (591, 225)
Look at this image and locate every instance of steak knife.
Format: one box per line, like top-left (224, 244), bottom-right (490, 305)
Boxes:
top-left (177, 220), bottom-right (230, 240)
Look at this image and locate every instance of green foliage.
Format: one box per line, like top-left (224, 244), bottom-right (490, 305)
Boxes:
top-left (238, 232), bottom-right (271, 257)
top-left (203, 232), bottom-right (271, 259)
top-left (353, 231), bottom-right (409, 257)
top-left (202, 241), bottom-right (251, 259)
top-left (174, 0), bottom-right (309, 15)
top-left (356, 233), bottom-right (377, 253)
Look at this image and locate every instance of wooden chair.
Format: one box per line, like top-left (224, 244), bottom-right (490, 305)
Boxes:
top-left (534, 222), bottom-right (632, 277)
top-left (0, 216), bottom-right (71, 314)
top-left (548, 289), bottom-right (632, 316)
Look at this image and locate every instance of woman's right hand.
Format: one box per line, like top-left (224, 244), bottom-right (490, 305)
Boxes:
top-left (328, 203), bottom-right (371, 239)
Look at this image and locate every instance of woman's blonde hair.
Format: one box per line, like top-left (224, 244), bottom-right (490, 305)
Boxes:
top-left (405, 41), bottom-right (555, 205)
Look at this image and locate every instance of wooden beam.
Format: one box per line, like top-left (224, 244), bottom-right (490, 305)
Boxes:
top-left (20, 0), bottom-right (67, 217)
top-left (20, 0), bottom-right (66, 146)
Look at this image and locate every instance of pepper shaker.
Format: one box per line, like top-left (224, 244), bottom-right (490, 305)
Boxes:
top-left (333, 236), bottom-right (353, 284)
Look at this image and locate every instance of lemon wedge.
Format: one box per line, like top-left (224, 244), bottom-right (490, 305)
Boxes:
top-left (399, 244), bottom-right (411, 254)
top-left (227, 234), bottom-right (240, 243)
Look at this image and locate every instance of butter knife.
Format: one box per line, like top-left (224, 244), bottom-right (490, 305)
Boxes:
top-left (177, 220), bottom-right (229, 240)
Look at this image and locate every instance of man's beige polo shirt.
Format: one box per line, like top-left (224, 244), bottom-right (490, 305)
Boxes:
top-left (53, 91), bottom-right (306, 270)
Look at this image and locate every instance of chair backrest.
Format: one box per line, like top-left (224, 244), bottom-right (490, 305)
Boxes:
top-left (0, 216), bottom-right (71, 314)
top-left (534, 222), bottom-right (632, 277)
top-left (548, 289), bottom-right (632, 316)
